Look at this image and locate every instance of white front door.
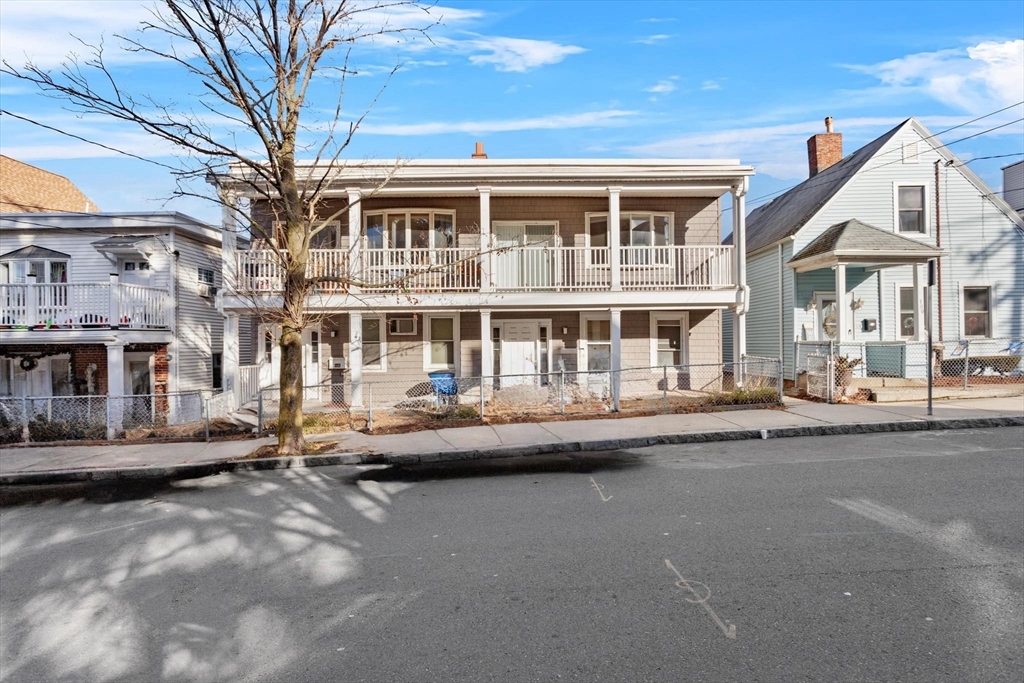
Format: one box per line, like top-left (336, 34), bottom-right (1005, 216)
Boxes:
top-left (500, 321), bottom-right (540, 383)
top-left (120, 259), bottom-right (151, 286)
top-left (303, 326), bottom-right (322, 400)
top-left (816, 292), bottom-right (838, 342)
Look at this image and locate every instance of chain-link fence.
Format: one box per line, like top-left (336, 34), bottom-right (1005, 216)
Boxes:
top-left (256, 358), bottom-right (783, 434)
top-left (0, 390), bottom-right (242, 444)
top-left (796, 338), bottom-right (1023, 402)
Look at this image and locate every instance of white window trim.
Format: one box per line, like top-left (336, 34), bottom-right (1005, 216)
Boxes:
top-left (423, 312), bottom-right (461, 372)
top-left (586, 211), bottom-right (675, 246)
top-left (361, 314), bottom-right (387, 372)
top-left (896, 284), bottom-right (917, 340)
top-left (0, 257), bottom-right (73, 284)
top-left (363, 209), bottom-right (457, 250)
top-left (649, 312), bottom-right (690, 367)
top-left (491, 221), bottom-right (560, 246)
top-left (388, 316), bottom-right (418, 336)
top-left (892, 182), bottom-right (931, 239)
top-left (959, 282), bottom-right (995, 339)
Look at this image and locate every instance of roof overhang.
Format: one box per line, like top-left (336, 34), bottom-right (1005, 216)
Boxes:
top-left (787, 247), bottom-right (946, 273)
top-left (91, 235), bottom-right (160, 258)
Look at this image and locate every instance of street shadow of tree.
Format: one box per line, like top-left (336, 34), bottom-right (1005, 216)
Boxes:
top-left (0, 467), bottom-right (416, 682)
top-left (359, 451), bottom-right (648, 483)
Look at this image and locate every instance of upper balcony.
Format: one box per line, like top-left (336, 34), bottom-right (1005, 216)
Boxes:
top-left (234, 244), bottom-right (735, 298)
top-left (0, 282), bottom-right (172, 331)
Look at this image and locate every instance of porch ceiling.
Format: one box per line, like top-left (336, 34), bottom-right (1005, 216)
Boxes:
top-left (787, 218), bottom-right (944, 272)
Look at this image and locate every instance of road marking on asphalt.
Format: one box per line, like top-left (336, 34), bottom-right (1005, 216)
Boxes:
top-left (589, 477), bottom-right (612, 502)
top-left (664, 558), bottom-right (737, 640)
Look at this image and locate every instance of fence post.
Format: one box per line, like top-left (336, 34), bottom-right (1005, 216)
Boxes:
top-left (21, 396), bottom-right (30, 443)
top-left (479, 375), bottom-right (485, 420)
top-left (204, 396), bottom-right (211, 442)
top-left (559, 369), bottom-right (565, 415)
top-left (827, 355), bottom-right (836, 404)
top-left (662, 365), bottom-right (668, 412)
top-left (257, 390), bottom-right (264, 433)
top-left (963, 339), bottom-right (970, 389)
top-left (105, 395), bottom-right (113, 441)
top-left (777, 357), bottom-right (785, 404)
top-left (367, 384), bottom-right (374, 432)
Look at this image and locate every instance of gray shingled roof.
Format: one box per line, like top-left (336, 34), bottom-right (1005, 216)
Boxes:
top-left (733, 119), bottom-right (911, 253)
top-left (0, 245), bottom-right (70, 260)
top-left (789, 219), bottom-right (942, 263)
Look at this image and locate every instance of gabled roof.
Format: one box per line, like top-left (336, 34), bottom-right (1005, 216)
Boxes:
top-left (738, 120), bottom-right (909, 253)
top-left (0, 155), bottom-right (100, 214)
top-left (789, 219), bottom-right (942, 263)
top-left (0, 245), bottom-right (71, 260)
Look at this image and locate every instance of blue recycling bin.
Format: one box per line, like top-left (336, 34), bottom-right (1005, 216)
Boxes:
top-left (428, 371), bottom-right (458, 406)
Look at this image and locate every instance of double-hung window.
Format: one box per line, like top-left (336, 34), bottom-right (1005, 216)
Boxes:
top-left (897, 186), bottom-right (926, 233)
top-left (426, 316), bottom-right (455, 369)
top-left (963, 287), bottom-right (991, 338)
top-left (899, 287), bottom-right (916, 338)
top-left (586, 319), bottom-right (611, 372)
top-left (362, 316), bottom-right (384, 370)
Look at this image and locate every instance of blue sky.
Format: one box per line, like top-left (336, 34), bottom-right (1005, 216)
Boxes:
top-left (1, 0), bottom-right (1022, 226)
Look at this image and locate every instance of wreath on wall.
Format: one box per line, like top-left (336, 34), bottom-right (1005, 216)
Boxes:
top-left (19, 357), bottom-right (38, 371)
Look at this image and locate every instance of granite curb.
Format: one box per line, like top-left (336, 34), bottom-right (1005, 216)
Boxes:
top-left (2, 415), bottom-right (1021, 486)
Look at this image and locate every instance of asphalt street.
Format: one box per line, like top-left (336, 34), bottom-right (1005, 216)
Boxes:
top-left (1, 428), bottom-right (1021, 683)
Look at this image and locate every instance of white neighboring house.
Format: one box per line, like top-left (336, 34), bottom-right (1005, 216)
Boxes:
top-left (0, 212), bottom-right (225, 399)
top-left (1004, 160), bottom-right (1024, 215)
top-left (724, 117), bottom-right (1024, 381)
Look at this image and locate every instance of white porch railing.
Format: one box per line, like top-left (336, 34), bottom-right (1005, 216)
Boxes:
top-left (0, 283), bottom-right (171, 329)
top-left (361, 247), bottom-right (480, 291)
top-left (233, 244), bottom-right (735, 294)
top-left (236, 363), bottom-right (262, 406)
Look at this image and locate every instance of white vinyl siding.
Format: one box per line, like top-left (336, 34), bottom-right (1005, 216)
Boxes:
top-left (173, 232), bottom-right (224, 392)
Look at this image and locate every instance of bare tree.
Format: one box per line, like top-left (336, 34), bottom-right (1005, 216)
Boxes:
top-left (1, 0), bottom-right (436, 454)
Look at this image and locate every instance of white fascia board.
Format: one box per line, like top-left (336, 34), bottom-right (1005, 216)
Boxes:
top-left (0, 212), bottom-right (221, 244)
top-left (222, 289), bottom-right (742, 313)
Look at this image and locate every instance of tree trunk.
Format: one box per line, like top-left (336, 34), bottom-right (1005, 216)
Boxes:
top-left (277, 322), bottom-right (305, 454)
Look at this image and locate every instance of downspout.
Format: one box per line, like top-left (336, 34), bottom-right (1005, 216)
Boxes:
top-left (169, 228), bottom-right (179, 394)
top-left (934, 160), bottom-right (944, 341)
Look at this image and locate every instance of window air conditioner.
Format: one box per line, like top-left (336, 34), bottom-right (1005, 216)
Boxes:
top-left (388, 317), bottom-right (417, 335)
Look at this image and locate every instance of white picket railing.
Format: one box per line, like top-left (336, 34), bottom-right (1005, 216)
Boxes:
top-left (361, 247), bottom-right (480, 291)
top-left (237, 363), bottom-right (262, 406)
top-left (234, 244), bottom-right (736, 294)
top-left (0, 283), bottom-right (171, 329)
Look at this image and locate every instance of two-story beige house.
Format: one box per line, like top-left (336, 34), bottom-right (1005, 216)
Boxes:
top-left (217, 148), bottom-right (753, 409)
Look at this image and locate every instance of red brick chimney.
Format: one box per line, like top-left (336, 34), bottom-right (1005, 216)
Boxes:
top-left (807, 116), bottom-right (842, 177)
top-left (472, 141), bottom-right (487, 159)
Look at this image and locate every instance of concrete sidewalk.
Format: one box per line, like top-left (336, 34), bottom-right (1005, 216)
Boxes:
top-left (1, 395), bottom-right (1021, 485)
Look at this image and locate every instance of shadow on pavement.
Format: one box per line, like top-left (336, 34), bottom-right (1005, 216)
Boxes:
top-left (359, 450), bottom-right (646, 482)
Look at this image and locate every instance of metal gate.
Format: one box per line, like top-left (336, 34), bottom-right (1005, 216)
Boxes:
top-left (806, 353), bottom-right (834, 402)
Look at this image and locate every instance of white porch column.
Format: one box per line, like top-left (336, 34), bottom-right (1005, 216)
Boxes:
top-left (610, 308), bottom-right (622, 411)
top-left (480, 309), bottom-right (493, 383)
top-left (732, 181), bottom-right (748, 361)
top-left (221, 190), bottom-right (238, 292)
top-left (835, 263), bottom-right (848, 343)
top-left (609, 187), bottom-right (622, 292)
top-left (479, 187), bottom-right (492, 291)
top-left (349, 311), bottom-right (363, 407)
top-left (347, 188), bottom-right (361, 292)
top-left (911, 263), bottom-right (924, 342)
top-left (224, 312), bottom-right (239, 406)
top-left (106, 342), bottom-right (125, 440)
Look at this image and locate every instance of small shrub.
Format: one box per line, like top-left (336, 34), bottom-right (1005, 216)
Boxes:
top-left (27, 416), bottom-right (106, 442)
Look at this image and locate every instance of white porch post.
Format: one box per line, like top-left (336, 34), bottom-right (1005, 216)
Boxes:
top-left (106, 342), bottom-right (125, 440)
top-left (480, 309), bottom-right (493, 383)
top-left (347, 188), bottom-right (361, 292)
top-left (26, 273), bottom-right (38, 326)
top-left (224, 312), bottom-right (239, 407)
top-left (609, 187), bottom-right (622, 292)
top-left (732, 181), bottom-right (748, 362)
top-left (835, 263), bottom-right (848, 343)
top-left (610, 308), bottom-right (622, 411)
top-left (479, 187), bottom-right (492, 291)
top-left (221, 190), bottom-right (238, 293)
top-left (911, 263), bottom-right (924, 342)
top-left (349, 311), bottom-right (363, 407)
top-left (108, 273), bottom-right (120, 328)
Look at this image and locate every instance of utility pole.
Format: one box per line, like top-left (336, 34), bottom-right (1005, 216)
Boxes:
top-left (926, 260), bottom-right (935, 416)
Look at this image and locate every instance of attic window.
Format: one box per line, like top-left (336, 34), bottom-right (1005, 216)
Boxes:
top-left (902, 142), bottom-right (919, 164)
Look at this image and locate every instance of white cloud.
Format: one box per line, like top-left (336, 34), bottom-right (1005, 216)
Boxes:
top-left (634, 34), bottom-right (673, 45)
top-left (625, 113), bottom-right (1024, 180)
top-left (844, 39), bottom-right (1024, 114)
top-left (638, 18), bottom-right (677, 23)
top-left (361, 109), bottom-right (637, 135)
top-left (701, 80), bottom-right (721, 91)
top-left (445, 35), bottom-right (586, 72)
top-left (645, 80), bottom-right (677, 94)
